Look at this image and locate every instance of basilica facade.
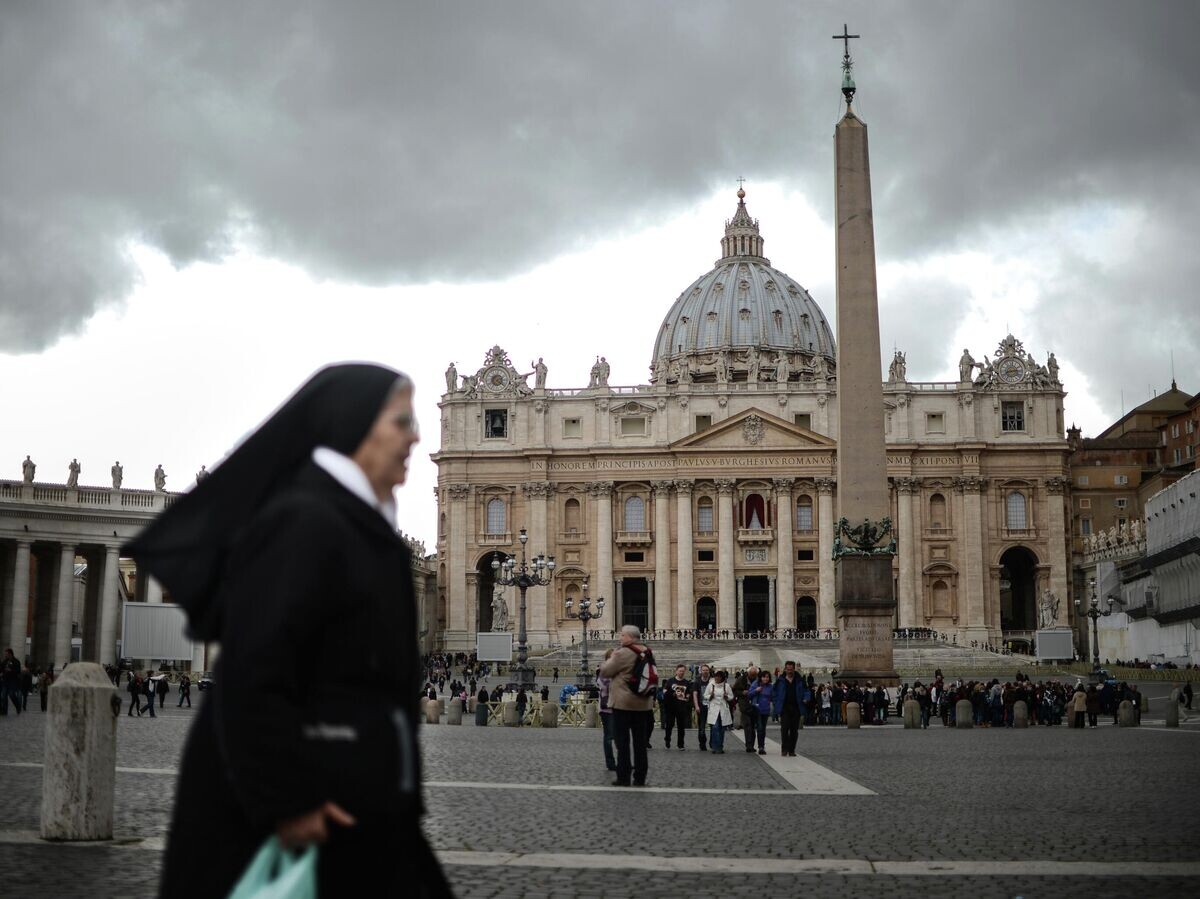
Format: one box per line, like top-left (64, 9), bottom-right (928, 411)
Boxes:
top-left (432, 192), bottom-right (1072, 652)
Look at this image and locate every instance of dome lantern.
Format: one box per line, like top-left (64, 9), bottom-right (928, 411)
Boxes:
top-left (719, 186), bottom-right (768, 264)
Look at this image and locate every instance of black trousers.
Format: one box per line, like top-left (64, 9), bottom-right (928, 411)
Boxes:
top-left (662, 706), bottom-right (687, 747)
top-left (612, 708), bottom-right (650, 785)
top-left (741, 708), bottom-right (756, 750)
top-left (696, 707), bottom-right (708, 749)
top-left (780, 706), bottom-right (801, 754)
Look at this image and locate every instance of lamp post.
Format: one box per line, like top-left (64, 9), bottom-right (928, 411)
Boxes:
top-left (564, 578), bottom-right (605, 686)
top-left (492, 527), bottom-right (554, 688)
top-left (1075, 577), bottom-right (1117, 680)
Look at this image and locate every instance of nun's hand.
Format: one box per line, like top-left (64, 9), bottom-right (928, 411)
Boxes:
top-left (276, 801), bottom-right (357, 848)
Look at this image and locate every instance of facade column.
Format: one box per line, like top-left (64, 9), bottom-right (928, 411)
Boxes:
top-left (1044, 477), bottom-right (1070, 624)
top-left (736, 575), bottom-right (745, 631)
top-left (716, 479), bottom-right (736, 631)
top-left (768, 575), bottom-right (776, 630)
top-left (592, 481), bottom-right (614, 610)
top-left (652, 481), bottom-right (673, 631)
top-left (815, 479), bottom-right (836, 630)
top-left (896, 478), bottom-right (919, 628)
top-left (523, 481), bottom-right (553, 644)
top-left (958, 477), bottom-right (989, 644)
top-left (614, 578), bottom-right (624, 627)
top-left (98, 545), bottom-right (121, 667)
top-left (646, 578), bottom-right (655, 632)
top-left (52, 544), bottom-right (76, 669)
top-left (8, 540), bottom-right (32, 662)
top-left (446, 484), bottom-right (470, 643)
top-left (675, 481), bottom-right (694, 628)
top-left (773, 478), bottom-right (796, 630)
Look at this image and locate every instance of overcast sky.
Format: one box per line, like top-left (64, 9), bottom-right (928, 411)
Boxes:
top-left (2, 1), bottom-right (1197, 547)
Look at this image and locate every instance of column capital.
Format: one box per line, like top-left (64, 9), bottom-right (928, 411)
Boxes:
top-left (736, 574), bottom-right (745, 584)
top-left (894, 476), bottom-right (921, 495)
top-left (447, 483), bottom-right (471, 500)
top-left (522, 480), bottom-right (556, 498)
top-left (814, 477), bottom-right (836, 495)
top-left (1044, 476), bottom-right (1069, 495)
top-left (953, 475), bottom-right (988, 494)
top-left (586, 480), bottom-right (614, 497)
top-left (772, 477), bottom-right (795, 497)
top-left (715, 479), bottom-right (736, 496)
top-left (651, 480), bottom-right (674, 496)
top-left (674, 479), bottom-right (695, 496)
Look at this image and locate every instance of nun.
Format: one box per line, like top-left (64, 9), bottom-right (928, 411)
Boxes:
top-left (126, 364), bottom-right (451, 897)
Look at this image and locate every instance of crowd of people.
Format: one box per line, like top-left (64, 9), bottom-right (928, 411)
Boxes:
top-left (0, 647), bottom-right (53, 714)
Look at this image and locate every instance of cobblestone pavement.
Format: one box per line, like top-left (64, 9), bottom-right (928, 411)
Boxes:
top-left (2, 691), bottom-right (1198, 898)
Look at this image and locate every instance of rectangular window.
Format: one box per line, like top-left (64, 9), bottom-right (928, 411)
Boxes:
top-left (1171, 423), bottom-right (1180, 438)
top-left (1187, 420), bottom-right (1195, 434)
top-left (1114, 474), bottom-right (1129, 485)
top-left (694, 414), bottom-right (712, 431)
top-left (1081, 518), bottom-right (1092, 535)
top-left (562, 418), bottom-right (582, 438)
top-left (620, 416), bottom-right (646, 436)
top-left (1115, 498), bottom-right (1128, 509)
top-left (1001, 401), bottom-right (1025, 432)
top-left (794, 413), bottom-right (812, 430)
top-left (925, 412), bottom-right (945, 434)
top-left (1076, 475), bottom-right (1089, 486)
top-left (697, 504), bottom-right (714, 532)
top-left (484, 409), bottom-right (507, 439)
top-left (623, 551), bottom-right (644, 563)
top-left (1188, 444), bottom-right (1195, 459)
top-left (1174, 448), bottom-right (1183, 464)
top-left (797, 549), bottom-right (815, 561)
top-left (796, 505), bottom-right (814, 531)
top-left (697, 549), bottom-right (715, 562)
top-left (1079, 498), bottom-right (1091, 509)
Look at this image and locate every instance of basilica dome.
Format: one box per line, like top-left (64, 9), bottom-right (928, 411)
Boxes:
top-left (651, 189), bottom-right (835, 371)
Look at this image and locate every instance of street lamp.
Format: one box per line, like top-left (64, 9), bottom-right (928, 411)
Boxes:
top-left (491, 527), bottom-right (554, 688)
top-left (564, 578), bottom-right (605, 686)
top-left (1074, 577), bottom-right (1116, 679)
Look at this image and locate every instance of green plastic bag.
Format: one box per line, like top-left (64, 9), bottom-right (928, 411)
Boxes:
top-left (227, 837), bottom-right (317, 899)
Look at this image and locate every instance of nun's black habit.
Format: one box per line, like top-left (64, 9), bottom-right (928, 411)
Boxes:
top-left (126, 364), bottom-right (450, 898)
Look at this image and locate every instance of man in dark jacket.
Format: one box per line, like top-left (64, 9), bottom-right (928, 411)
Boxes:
top-left (693, 664), bottom-right (712, 751)
top-left (157, 675), bottom-right (169, 709)
top-left (127, 674), bottom-right (142, 716)
top-left (141, 672), bottom-right (157, 718)
top-left (772, 661), bottom-right (809, 756)
top-left (660, 665), bottom-right (694, 750)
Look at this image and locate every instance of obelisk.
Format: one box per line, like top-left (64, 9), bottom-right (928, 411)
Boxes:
top-left (831, 26), bottom-right (898, 684)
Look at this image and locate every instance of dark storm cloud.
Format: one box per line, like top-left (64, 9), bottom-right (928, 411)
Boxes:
top-left (3, 0), bottom-right (1197, 418)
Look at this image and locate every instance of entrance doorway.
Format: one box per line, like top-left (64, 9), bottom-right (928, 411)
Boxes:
top-left (743, 576), bottom-right (769, 632)
top-left (796, 596), bottom-right (817, 631)
top-left (476, 555), bottom-right (499, 632)
top-left (621, 577), bottom-right (650, 631)
top-left (999, 546), bottom-right (1038, 631)
top-left (696, 596), bottom-right (716, 632)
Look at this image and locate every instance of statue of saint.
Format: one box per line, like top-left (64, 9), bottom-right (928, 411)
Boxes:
top-left (1130, 517), bottom-right (1142, 542)
top-left (532, 357), bottom-right (548, 389)
top-left (21, 455), bottom-right (35, 484)
top-left (196, 465), bottom-right (210, 484)
top-left (588, 357), bottom-right (601, 388)
top-left (597, 356), bottom-right (610, 386)
top-left (1038, 590), bottom-right (1060, 629)
top-left (677, 355), bottom-right (690, 383)
top-left (811, 354), bottom-right (828, 381)
top-left (746, 347), bottom-right (761, 383)
top-left (958, 349), bottom-right (975, 383)
top-left (1047, 352), bottom-right (1059, 383)
top-left (715, 351), bottom-right (729, 384)
top-left (444, 362), bottom-right (458, 394)
top-left (775, 350), bottom-right (790, 385)
top-left (66, 458), bottom-right (81, 488)
top-left (888, 351), bottom-right (907, 382)
top-left (111, 461), bottom-right (123, 489)
top-left (490, 584), bottom-right (509, 631)
top-left (154, 465), bottom-right (167, 492)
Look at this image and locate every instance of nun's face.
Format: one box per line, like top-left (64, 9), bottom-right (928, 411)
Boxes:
top-left (353, 386), bottom-right (419, 498)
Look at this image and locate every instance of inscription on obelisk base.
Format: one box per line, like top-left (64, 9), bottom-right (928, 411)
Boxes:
top-left (836, 556), bottom-right (898, 684)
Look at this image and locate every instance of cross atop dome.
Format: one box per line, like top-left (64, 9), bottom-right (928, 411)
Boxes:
top-left (720, 184), bottom-right (768, 263)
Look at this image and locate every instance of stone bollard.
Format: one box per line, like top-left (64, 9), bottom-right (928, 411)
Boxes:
top-left (955, 699), bottom-right (973, 729)
top-left (541, 704), bottom-right (559, 728)
top-left (584, 703), bottom-right (600, 728)
top-left (419, 696), bottom-right (428, 719)
top-left (42, 663), bottom-right (120, 840)
top-left (1166, 694), bottom-right (1179, 728)
top-left (467, 697), bottom-right (476, 714)
top-left (474, 701), bottom-right (490, 726)
top-left (1013, 700), bottom-right (1029, 729)
top-left (446, 698), bottom-right (463, 725)
top-left (1118, 699), bottom-right (1136, 727)
top-left (425, 700), bottom-right (440, 724)
top-left (846, 702), bottom-right (861, 729)
top-left (502, 701), bottom-right (519, 726)
top-left (902, 699), bottom-right (920, 729)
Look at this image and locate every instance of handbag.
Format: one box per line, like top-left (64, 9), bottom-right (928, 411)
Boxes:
top-left (228, 837), bottom-right (317, 899)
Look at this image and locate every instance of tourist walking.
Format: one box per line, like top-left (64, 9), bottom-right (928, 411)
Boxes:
top-left (127, 673), bottom-right (143, 716)
top-left (1070, 685), bottom-right (1087, 729)
top-left (661, 664), bottom-right (694, 750)
top-left (733, 666), bottom-right (758, 752)
top-left (37, 669), bottom-right (52, 711)
top-left (515, 687), bottom-right (528, 725)
top-left (157, 674), bottom-right (169, 709)
top-left (693, 664), bottom-right (712, 751)
top-left (773, 661), bottom-right (807, 756)
top-left (126, 364), bottom-right (450, 897)
top-left (598, 625), bottom-right (656, 786)
top-left (177, 675), bottom-right (192, 708)
top-left (704, 671), bottom-right (734, 753)
top-left (597, 649), bottom-right (617, 772)
top-left (0, 648), bottom-right (21, 715)
top-left (747, 670), bottom-right (773, 754)
top-left (140, 671), bottom-right (157, 717)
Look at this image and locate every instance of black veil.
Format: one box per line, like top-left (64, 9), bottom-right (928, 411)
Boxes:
top-left (124, 363), bottom-right (405, 640)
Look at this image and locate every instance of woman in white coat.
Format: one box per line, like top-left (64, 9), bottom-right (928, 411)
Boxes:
top-left (704, 670), bottom-right (734, 753)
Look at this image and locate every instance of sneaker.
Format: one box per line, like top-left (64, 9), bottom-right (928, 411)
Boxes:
top-left (758, 748), bottom-right (766, 755)
top-left (678, 746), bottom-right (685, 751)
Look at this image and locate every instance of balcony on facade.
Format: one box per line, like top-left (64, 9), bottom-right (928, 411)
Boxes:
top-left (1001, 527), bottom-right (1038, 541)
top-left (615, 530), bottom-right (652, 547)
top-left (477, 532), bottom-right (511, 546)
top-left (0, 480), bottom-right (178, 511)
top-left (557, 529), bottom-right (587, 545)
top-left (924, 527), bottom-right (955, 539)
top-left (737, 527), bottom-right (775, 545)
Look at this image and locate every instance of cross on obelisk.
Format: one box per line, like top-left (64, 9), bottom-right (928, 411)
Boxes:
top-left (832, 23), bottom-right (859, 58)
top-left (833, 24), bottom-right (860, 107)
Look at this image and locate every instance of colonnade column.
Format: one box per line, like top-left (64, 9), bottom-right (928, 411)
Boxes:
top-left (773, 478), bottom-right (795, 631)
top-left (144, 576), bottom-right (163, 605)
top-left (524, 481), bottom-right (553, 643)
top-left (896, 478), bottom-right (919, 628)
top-left (652, 481), bottom-right (673, 630)
top-left (646, 578), bottom-right (655, 632)
top-left (716, 480), bottom-right (736, 631)
top-left (958, 477), bottom-right (989, 644)
top-left (736, 575), bottom-right (745, 631)
top-left (768, 575), bottom-right (776, 630)
top-left (1044, 477), bottom-right (1070, 623)
top-left (98, 545), bottom-right (121, 667)
top-left (815, 479), bottom-right (836, 630)
top-left (8, 540), bottom-right (31, 662)
top-left (675, 481), bottom-right (694, 628)
top-left (592, 481), bottom-right (614, 607)
top-left (446, 484), bottom-right (470, 641)
top-left (52, 544), bottom-right (76, 668)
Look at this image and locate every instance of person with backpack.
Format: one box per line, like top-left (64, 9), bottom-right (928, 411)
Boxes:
top-left (598, 625), bottom-right (656, 787)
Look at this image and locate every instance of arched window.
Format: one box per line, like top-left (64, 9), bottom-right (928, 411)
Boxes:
top-left (931, 580), bottom-right (950, 616)
top-left (795, 495), bottom-right (814, 531)
top-left (697, 496), bottom-right (714, 532)
top-left (439, 512), bottom-right (446, 536)
top-left (745, 493), bottom-right (766, 529)
top-left (624, 496), bottom-right (646, 531)
top-left (486, 498), bottom-right (506, 534)
top-left (564, 498), bottom-right (581, 534)
top-left (929, 493), bottom-right (947, 530)
top-left (1006, 491), bottom-right (1028, 530)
